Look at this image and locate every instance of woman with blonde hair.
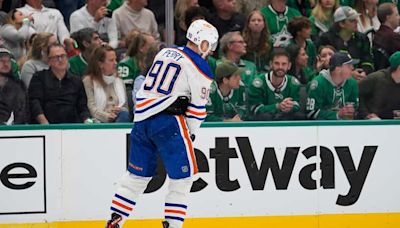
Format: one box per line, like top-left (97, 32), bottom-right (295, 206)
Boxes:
top-left (83, 45), bottom-right (130, 123)
top-left (20, 32), bottom-right (57, 88)
top-left (242, 9), bottom-right (272, 72)
top-left (309, 0), bottom-right (340, 40)
top-left (0, 9), bottom-right (35, 61)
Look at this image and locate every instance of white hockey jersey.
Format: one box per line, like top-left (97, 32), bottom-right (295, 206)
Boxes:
top-left (134, 46), bottom-right (214, 135)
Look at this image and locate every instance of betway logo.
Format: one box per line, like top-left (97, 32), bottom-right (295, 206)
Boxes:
top-left (140, 137), bottom-right (377, 206)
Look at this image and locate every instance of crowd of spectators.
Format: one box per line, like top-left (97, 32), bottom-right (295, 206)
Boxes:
top-left (0, 0), bottom-right (400, 125)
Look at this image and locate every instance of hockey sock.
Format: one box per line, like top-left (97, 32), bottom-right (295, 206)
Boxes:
top-left (109, 172), bottom-right (151, 226)
top-left (164, 177), bottom-right (193, 228)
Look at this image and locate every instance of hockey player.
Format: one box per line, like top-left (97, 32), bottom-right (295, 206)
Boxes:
top-left (205, 61), bottom-right (249, 122)
top-left (106, 19), bottom-right (218, 228)
top-left (248, 48), bottom-right (304, 120)
top-left (306, 52), bottom-right (359, 120)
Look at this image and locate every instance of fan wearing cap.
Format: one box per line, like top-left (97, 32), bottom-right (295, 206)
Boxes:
top-left (0, 47), bottom-right (29, 124)
top-left (358, 51), bottom-right (400, 119)
top-left (248, 48), bottom-right (304, 121)
top-left (317, 6), bottom-right (374, 79)
top-left (306, 52), bottom-right (359, 120)
top-left (205, 61), bottom-right (248, 122)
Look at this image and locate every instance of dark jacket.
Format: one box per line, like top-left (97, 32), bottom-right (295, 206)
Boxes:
top-left (358, 69), bottom-right (400, 119)
top-left (0, 73), bottom-right (29, 124)
top-left (373, 24), bottom-right (400, 57)
top-left (317, 25), bottom-right (374, 74)
top-left (28, 69), bottom-right (90, 124)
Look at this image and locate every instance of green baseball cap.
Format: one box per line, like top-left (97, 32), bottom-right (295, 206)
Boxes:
top-left (216, 61), bottom-right (244, 80)
top-left (389, 51), bottom-right (400, 69)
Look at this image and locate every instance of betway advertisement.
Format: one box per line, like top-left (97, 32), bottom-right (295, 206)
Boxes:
top-left (0, 125), bottom-right (399, 223)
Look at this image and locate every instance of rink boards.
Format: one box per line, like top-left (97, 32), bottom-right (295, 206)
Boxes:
top-left (0, 121), bottom-right (400, 227)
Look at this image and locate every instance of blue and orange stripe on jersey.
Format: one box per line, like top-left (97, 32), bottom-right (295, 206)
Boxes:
top-left (135, 96), bottom-right (171, 114)
top-left (185, 103), bottom-right (207, 121)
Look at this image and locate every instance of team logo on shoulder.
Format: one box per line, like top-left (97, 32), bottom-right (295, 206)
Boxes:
top-left (292, 77), bottom-right (300, 85)
top-left (206, 98), bottom-right (212, 106)
top-left (310, 80), bottom-right (318, 90)
top-left (210, 84), bottom-right (217, 93)
top-left (252, 78), bottom-right (263, 88)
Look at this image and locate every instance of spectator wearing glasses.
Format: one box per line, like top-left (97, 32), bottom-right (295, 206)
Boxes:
top-left (28, 44), bottom-right (90, 124)
top-left (317, 6), bottom-right (374, 79)
top-left (217, 31), bottom-right (257, 87)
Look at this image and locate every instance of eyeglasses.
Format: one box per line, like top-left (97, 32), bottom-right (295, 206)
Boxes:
top-left (230, 40), bottom-right (246, 44)
top-left (49, 54), bottom-right (67, 62)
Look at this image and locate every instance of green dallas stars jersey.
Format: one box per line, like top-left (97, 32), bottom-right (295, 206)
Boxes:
top-left (205, 81), bottom-right (249, 121)
top-left (69, 54), bottom-right (87, 78)
top-left (306, 70), bottom-right (359, 120)
top-left (117, 57), bottom-right (141, 85)
top-left (248, 72), bottom-right (301, 114)
top-left (260, 5), bottom-right (301, 47)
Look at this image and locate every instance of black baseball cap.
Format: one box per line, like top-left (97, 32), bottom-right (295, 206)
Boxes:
top-left (329, 52), bottom-right (359, 69)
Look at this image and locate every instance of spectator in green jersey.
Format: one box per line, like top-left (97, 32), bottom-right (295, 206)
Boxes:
top-left (69, 28), bottom-right (103, 78)
top-left (309, 0), bottom-right (340, 41)
top-left (249, 48), bottom-right (304, 120)
top-left (242, 9), bottom-right (273, 73)
top-left (287, 16), bottom-right (317, 68)
top-left (306, 52), bottom-right (359, 120)
top-left (206, 61), bottom-right (249, 122)
top-left (217, 31), bottom-right (257, 87)
top-left (286, 44), bottom-right (315, 84)
top-left (260, 0), bottom-right (301, 47)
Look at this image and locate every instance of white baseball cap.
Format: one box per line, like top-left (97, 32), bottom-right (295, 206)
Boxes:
top-left (334, 6), bottom-right (360, 23)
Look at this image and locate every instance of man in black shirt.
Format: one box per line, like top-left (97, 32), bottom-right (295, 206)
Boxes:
top-left (28, 44), bottom-right (90, 124)
top-left (0, 47), bottom-right (29, 124)
top-left (358, 51), bottom-right (400, 119)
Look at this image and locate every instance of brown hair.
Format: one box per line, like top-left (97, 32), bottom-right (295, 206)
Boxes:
top-left (287, 16), bottom-right (312, 39)
top-left (126, 32), bottom-right (155, 71)
top-left (377, 3), bottom-right (396, 23)
top-left (242, 10), bottom-right (271, 55)
top-left (86, 45), bottom-right (116, 87)
top-left (28, 32), bottom-right (54, 60)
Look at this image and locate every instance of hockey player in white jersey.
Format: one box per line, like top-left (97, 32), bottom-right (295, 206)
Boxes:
top-left (106, 19), bottom-right (218, 228)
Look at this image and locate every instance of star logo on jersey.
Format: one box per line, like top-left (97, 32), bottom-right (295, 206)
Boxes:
top-left (272, 26), bottom-right (292, 47)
